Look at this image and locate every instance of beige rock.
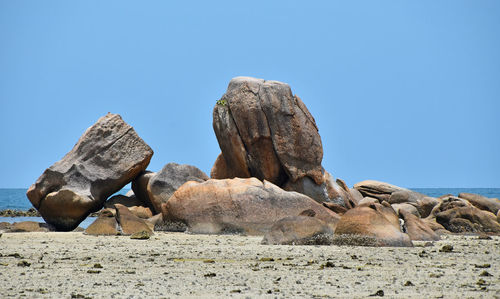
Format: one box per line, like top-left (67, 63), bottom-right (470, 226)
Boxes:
top-left (161, 178), bottom-right (339, 235)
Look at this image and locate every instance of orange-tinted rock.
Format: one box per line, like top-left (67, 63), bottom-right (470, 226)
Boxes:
top-left (114, 204), bottom-right (152, 236)
top-left (334, 204), bottom-right (412, 247)
top-left (161, 178), bottom-right (339, 235)
top-left (261, 214), bottom-right (333, 245)
top-left (85, 215), bottom-right (119, 236)
top-left (458, 193), bottom-right (500, 215)
top-left (8, 221), bottom-right (49, 233)
top-left (399, 210), bottom-right (439, 241)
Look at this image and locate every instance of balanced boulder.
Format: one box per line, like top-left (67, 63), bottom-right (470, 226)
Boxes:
top-left (26, 113), bottom-right (153, 231)
top-left (161, 178), bottom-right (340, 235)
top-left (212, 77), bottom-right (344, 203)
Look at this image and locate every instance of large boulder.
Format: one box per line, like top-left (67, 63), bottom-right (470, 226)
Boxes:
top-left (334, 203), bottom-right (413, 247)
top-left (261, 210), bottom-right (334, 245)
top-left (161, 178), bottom-right (340, 235)
top-left (458, 193), bottom-right (500, 215)
top-left (133, 163), bottom-right (209, 214)
top-left (26, 113), bottom-right (153, 231)
top-left (211, 77), bottom-right (326, 196)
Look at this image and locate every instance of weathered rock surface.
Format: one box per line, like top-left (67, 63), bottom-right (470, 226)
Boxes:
top-left (354, 180), bottom-right (424, 203)
top-left (458, 193), bottom-right (500, 215)
top-left (261, 211), bottom-right (333, 245)
top-left (138, 163), bottom-right (209, 214)
top-left (415, 197), bottom-right (440, 218)
top-left (161, 178), bottom-right (340, 235)
top-left (26, 113), bottom-right (153, 231)
top-left (104, 194), bottom-right (145, 209)
top-left (115, 204), bottom-right (152, 236)
top-left (334, 204), bottom-right (413, 247)
top-left (399, 210), bottom-right (439, 241)
top-left (391, 203), bottom-right (420, 218)
top-left (212, 77), bottom-right (324, 192)
top-left (435, 206), bottom-right (500, 234)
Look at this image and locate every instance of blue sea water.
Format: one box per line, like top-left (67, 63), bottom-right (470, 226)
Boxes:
top-left (0, 187), bottom-right (499, 229)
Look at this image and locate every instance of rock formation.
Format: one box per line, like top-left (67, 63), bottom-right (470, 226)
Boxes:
top-left (211, 77), bottom-right (349, 205)
top-left (132, 163), bottom-right (209, 214)
top-left (334, 203), bottom-right (413, 247)
top-left (161, 178), bottom-right (340, 235)
top-left (26, 113), bottom-right (153, 231)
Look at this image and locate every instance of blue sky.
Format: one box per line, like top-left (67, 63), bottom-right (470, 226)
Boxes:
top-left (1, 1), bottom-right (499, 188)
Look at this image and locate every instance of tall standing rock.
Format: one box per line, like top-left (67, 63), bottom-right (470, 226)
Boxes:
top-left (26, 113), bottom-right (153, 231)
top-left (212, 77), bottom-right (333, 201)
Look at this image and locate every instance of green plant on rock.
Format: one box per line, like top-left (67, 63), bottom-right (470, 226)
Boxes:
top-left (216, 99), bottom-right (227, 106)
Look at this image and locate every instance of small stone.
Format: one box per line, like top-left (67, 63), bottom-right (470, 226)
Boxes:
top-left (93, 263), bottom-right (103, 269)
top-left (404, 281), bottom-right (414, 286)
top-left (474, 264), bottom-right (491, 269)
top-left (230, 290), bottom-right (241, 293)
top-left (260, 257), bottom-right (274, 262)
top-left (439, 245), bottom-right (453, 252)
top-left (203, 259), bottom-right (215, 263)
top-left (17, 261), bottom-right (30, 267)
top-left (479, 271), bottom-right (492, 277)
top-left (204, 273), bottom-right (216, 278)
top-left (87, 270), bottom-right (101, 274)
top-left (130, 230), bottom-right (152, 240)
top-left (477, 279), bottom-right (488, 286)
top-left (369, 290), bottom-right (384, 297)
top-left (477, 234), bottom-right (492, 240)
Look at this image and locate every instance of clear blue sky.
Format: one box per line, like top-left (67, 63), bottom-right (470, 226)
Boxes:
top-left (1, 1), bottom-right (499, 188)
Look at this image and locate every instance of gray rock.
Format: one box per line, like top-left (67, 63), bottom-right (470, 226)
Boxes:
top-left (133, 163), bottom-right (209, 214)
top-left (26, 113), bottom-right (153, 231)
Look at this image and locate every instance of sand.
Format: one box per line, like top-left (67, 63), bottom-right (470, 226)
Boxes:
top-left (0, 232), bottom-right (498, 298)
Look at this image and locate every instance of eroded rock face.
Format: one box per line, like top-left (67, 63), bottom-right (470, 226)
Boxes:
top-left (115, 204), bottom-right (152, 236)
top-left (26, 113), bottom-right (153, 231)
top-left (211, 77), bottom-right (325, 195)
top-left (161, 178), bottom-right (340, 235)
top-left (334, 204), bottom-right (413, 247)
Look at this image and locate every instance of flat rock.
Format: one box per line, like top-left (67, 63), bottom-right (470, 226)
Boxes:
top-left (26, 113), bottom-right (153, 231)
top-left (161, 178), bottom-right (340, 235)
top-left (6, 221), bottom-right (50, 233)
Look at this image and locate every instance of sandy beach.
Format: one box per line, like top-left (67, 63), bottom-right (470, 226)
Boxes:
top-left (0, 232), bottom-right (498, 298)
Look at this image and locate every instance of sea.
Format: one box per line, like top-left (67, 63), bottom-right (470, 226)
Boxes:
top-left (0, 188), bottom-right (499, 229)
